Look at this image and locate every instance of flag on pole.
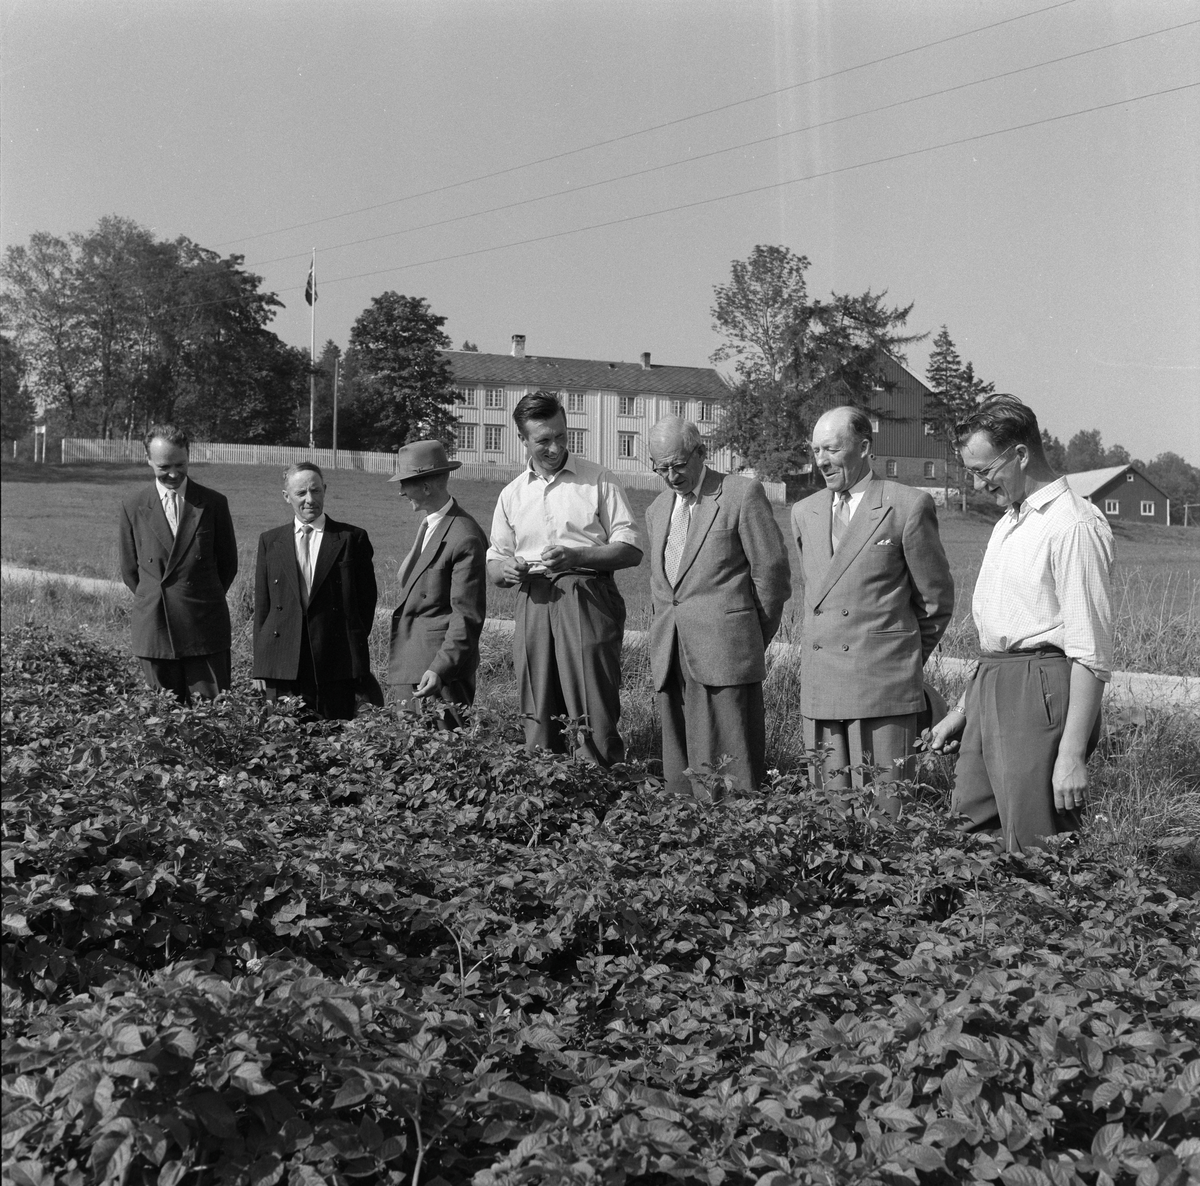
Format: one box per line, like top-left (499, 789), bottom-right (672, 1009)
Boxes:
top-left (304, 262), bottom-right (317, 306)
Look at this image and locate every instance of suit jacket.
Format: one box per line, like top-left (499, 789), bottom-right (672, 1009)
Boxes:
top-left (792, 476), bottom-right (954, 719)
top-left (118, 479), bottom-right (238, 659)
top-left (387, 501), bottom-right (488, 690)
top-left (647, 468), bottom-right (791, 691)
top-left (252, 517), bottom-right (377, 685)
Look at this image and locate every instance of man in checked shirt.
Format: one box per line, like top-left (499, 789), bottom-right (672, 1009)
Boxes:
top-left (925, 395), bottom-right (1115, 851)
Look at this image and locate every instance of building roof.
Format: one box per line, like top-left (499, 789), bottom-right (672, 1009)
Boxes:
top-left (444, 350), bottom-right (731, 399)
top-left (1063, 465), bottom-right (1132, 499)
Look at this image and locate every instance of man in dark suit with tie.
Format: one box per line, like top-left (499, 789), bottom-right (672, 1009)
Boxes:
top-left (646, 417), bottom-right (791, 798)
top-left (387, 440), bottom-right (488, 728)
top-left (792, 405), bottom-right (954, 795)
top-left (118, 424), bottom-right (239, 703)
top-left (252, 462), bottom-right (380, 720)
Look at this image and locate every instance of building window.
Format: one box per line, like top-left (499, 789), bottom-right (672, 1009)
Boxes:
top-left (697, 402), bottom-right (714, 422)
top-left (455, 423), bottom-right (477, 452)
top-left (484, 387), bottom-right (505, 409)
top-left (1126, 473), bottom-right (1135, 482)
top-left (618, 432), bottom-right (637, 460)
top-left (671, 400), bottom-right (686, 418)
top-left (567, 429), bottom-right (586, 455)
top-left (885, 460), bottom-right (898, 477)
top-left (870, 418), bottom-right (881, 434)
top-left (455, 387), bottom-right (477, 406)
top-left (618, 396), bottom-right (639, 416)
top-left (923, 422), bottom-right (936, 436)
top-left (923, 461), bottom-right (936, 479)
top-left (1104, 499), bottom-right (1119, 514)
top-left (564, 391), bottom-right (585, 413)
top-left (1141, 500), bottom-right (1155, 516)
top-left (484, 426), bottom-right (503, 452)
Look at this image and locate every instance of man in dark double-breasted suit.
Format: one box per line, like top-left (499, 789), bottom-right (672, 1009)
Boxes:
top-left (646, 417), bottom-right (792, 798)
top-left (792, 406), bottom-right (954, 795)
top-left (387, 440), bottom-right (488, 729)
top-left (252, 462), bottom-right (380, 720)
top-left (118, 424), bottom-right (239, 703)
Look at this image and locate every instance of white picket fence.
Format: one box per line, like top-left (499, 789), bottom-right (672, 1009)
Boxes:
top-left (60, 438), bottom-right (787, 503)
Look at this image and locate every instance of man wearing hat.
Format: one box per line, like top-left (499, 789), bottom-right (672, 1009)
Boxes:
top-left (387, 440), bottom-right (489, 727)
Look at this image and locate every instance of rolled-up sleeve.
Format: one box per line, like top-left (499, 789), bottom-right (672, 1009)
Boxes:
top-left (597, 473), bottom-right (643, 553)
top-left (1052, 518), bottom-right (1115, 681)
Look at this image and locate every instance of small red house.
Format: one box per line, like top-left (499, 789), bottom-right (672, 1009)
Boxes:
top-left (1063, 465), bottom-right (1170, 526)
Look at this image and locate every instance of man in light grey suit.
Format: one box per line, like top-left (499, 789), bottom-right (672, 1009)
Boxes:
top-left (792, 405), bottom-right (954, 795)
top-left (647, 417), bottom-right (791, 798)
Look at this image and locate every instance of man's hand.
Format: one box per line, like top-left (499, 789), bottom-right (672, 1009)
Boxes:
top-left (414, 670), bottom-right (442, 699)
top-left (919, 708), bottom-right (965, 754)
top-left (541, 544), bottom-right (580, 573)
top-left (252, 678), bottom-right (267, 692)
top-left (1052, 749), bottom-right (1089, 813)
top-left (496, 555), bottom-right (529, 586)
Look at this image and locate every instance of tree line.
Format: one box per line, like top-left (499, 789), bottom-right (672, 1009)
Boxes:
top-left (2, 220), bottom-right (1195, 522)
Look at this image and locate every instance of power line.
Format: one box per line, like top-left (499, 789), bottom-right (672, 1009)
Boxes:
top-left (247, 20), bottom-right (1198, 271)
top-left (217, 0), bottom-right (1081, 249)
top-left (304, 82), bottom-right (1197, 294)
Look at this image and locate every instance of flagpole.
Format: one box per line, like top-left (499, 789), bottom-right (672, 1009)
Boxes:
top-left (332, 355), bottom-right (340, 468)
top-left (308, 249), bottom-right (316, 450)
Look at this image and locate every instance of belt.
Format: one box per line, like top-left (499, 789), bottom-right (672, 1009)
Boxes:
top-left (521, 569), bottom-right (607, 581)
top-left (980, 645), bottom-right (1066, 661)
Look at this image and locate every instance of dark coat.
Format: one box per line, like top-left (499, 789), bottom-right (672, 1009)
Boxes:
top-left (252, 517), bottom-right (378, 685)
top-left (387, 502), bottom-right (488, 690)
top-left (791, 477), bottom-right (954, 719)
top-left (118, 479), bottom-right (238, 659)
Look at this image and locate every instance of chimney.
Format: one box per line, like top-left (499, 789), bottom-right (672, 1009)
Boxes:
top-left (511, 334), bottom-right (526, 359)
top-left (640, 351), bottom-right (651, 370)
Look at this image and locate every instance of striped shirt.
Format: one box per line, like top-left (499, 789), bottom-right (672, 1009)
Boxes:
top-left (972, 477), bottom-right (1115, 680)
top-left (487, 454), bottom-right (643, 567)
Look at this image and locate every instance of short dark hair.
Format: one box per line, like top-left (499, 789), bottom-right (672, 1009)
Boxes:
top-left (285, 460), bottom-right (325, 485)
top-left (513, 391), bottom-right (564, 436)
top-left (144, 423), bottom-right (189, 452)
top-left (955, 395), bottom-right (1042, 454)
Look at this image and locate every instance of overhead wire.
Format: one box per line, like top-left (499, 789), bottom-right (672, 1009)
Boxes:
top-left (246, 19), bottom-right (1199, 271)
top-left (216, 0), bottom-right (1081, 249)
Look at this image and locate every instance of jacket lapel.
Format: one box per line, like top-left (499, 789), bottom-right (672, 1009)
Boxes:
top-left (401, 507), bottom-right (454, 598)
top-left (273, 528), bottom-right (304, 605)
top-left (310, 520), bottom-right (345, 600)
top-left (673, 468), bottom-right (721, 588)
top-left (141, 487), bottom-right (175, 556)
top-left (164, 486), bottom-right (201, 576)
top-left (646, 490), bottom-right (672, 575)
top-left (811, 478), bottom-right (888, 605)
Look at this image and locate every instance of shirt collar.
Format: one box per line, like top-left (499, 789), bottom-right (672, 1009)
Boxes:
top-left (294, 514), bottom-right (326, 533)
top-left (1009, 476), bottom-right (1067, 519)
top-left (156, 477), bottom-right (187, 502)
top-left (680, 466), bottom-right (708, 501)
top-left (526, 453), bottom-right (577, 482)
top-left (427, 497), bottom-right (454, 521)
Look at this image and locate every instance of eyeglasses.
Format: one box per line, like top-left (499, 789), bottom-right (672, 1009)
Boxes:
top-left (650, 444), bottom-right (700, 478)
top-left (964, 444), bottom-right (1017, 485)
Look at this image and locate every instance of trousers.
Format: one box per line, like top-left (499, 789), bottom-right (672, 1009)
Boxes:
top-left (139, 651), bottom-right (231, 705)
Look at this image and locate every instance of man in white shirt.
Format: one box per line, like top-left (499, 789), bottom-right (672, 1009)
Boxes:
top-left (488, 392), bottom-right (643, 766)
top-left (252, 462), bottom-right (379, 720)
top-left (118, 424), bottom-right (238, 703)
top-left (925, 395), bottom-right (1115, 851)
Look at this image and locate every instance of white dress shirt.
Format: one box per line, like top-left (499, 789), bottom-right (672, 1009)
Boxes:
top-left (421, 498), bottom-right (454, 548)
top-left (829, 470), bottom-right (873, 550)
top-left (972, 478), bottom-right (1115, 680)
top-left (294, 513), bottom-right (327, 591)
top-left (156, 477), bottom-right (188, 535)
top-left (487, 454), bottom-right (642, 567)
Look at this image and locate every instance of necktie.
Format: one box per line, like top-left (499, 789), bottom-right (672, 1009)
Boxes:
top-left (400, 520), bottom-right (427, 586)
top-left (664, 492), bottom-right (694, 586)
top-left (831, 492), bottom-right (852, 553)
top-left (164, 490), bottom-right (178, 536)
top-left (300, 524), bottom-right (314, 591)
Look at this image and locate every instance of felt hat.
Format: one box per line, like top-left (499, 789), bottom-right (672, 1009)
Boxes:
top-left (388, 440), bottom-right (462, 482)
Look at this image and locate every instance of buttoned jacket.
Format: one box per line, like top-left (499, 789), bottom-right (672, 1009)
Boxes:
top-left (791, 477), bottom-right (954, 718)
top-left (118, 479), bottom-right (238, 659)
top-left (647, 468), bottom-right (791, 690)
top-left (387, 501), bottom-right (488, 688)
top-left (252, 517), bottom-right (377, 684)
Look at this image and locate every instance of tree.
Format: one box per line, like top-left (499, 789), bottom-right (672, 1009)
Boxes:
top-left (460, 340), bottom-right (479, 352)
top-left (1065, 430), bottom-right (1108, 472)
top-left (0, 331), bottom-right (36, 443)
top-left (710, 246), bottom-right (923, 480)
top-left (343, 293), bottom-right (456, 452)
top-left (923, 326), bottom-right (995, 508)
top-left (1041, 429), bottom-right (1068, 472)
top-left (0, 216), bottom-right (301, 441)
top-left (1144, 451), bottom-right (1200, 525)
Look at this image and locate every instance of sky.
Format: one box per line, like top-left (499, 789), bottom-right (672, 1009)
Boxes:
top-left (2, 0), bottom-right (1197, 463)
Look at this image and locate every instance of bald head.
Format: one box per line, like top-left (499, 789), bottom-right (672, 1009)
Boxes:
top-left (811, 405), bottom-right (873, 493)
